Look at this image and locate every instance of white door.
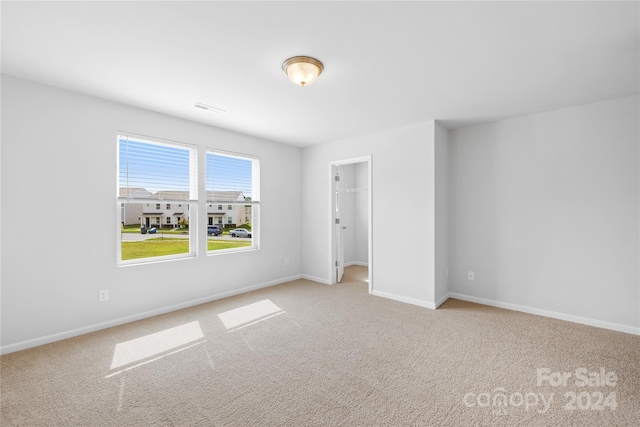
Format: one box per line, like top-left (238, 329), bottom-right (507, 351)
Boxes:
top-left (334, 167), bottom-right (344, 283)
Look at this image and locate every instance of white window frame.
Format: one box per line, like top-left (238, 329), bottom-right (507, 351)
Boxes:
top-left (117, 133), bottom-right (198, 265)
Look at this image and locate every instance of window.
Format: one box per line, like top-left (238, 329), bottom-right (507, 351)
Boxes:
top-left (206, 150), bottom-right (259, 253)
top-left (166, 203), bottom-right (171, 210)
top-left (118, 134), bottom-right (197, 263)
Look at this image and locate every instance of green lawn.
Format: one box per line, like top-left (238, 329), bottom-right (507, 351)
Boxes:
top-left (121, 238), bottom-right (252, 260)
top-left (207, 240), bottom-right (253, 251)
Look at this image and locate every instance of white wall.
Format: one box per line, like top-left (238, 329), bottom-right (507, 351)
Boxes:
top-left (449, 95), bottom-right (639, 332)
top-left (1, 76), bottom-right (303, 352)
top-left (4, 75), bottom-right (635, 354)
top-left (302, 122), bottom-right (438, 306)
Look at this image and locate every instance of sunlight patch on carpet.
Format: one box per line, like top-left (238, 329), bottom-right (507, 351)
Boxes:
top-left (110, 321), bottom-right (204, 370)
top-left (218, 299), bottom-right (284, 331)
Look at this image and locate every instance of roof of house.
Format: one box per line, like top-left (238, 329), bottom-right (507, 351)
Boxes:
top-left (206, 191), bottom-right (245, 202)
top-left (150, 191), bottom-right (191, 200)
top-left (119, 187), bottom-right (151, 198)
top-left (120, 189), bottom-right (246, 202)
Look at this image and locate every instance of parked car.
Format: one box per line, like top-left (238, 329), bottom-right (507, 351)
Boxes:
top-left (230, 228), bottom-right (251, 238)
top-left (207, 225), bottom-right (222, 236)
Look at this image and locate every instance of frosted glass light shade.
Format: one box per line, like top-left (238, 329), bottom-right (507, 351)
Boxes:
top-left (282, 56), bottom-right (324, 87)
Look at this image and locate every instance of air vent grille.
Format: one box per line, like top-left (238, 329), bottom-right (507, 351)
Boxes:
top-left (194, 102), bottom-right (226, 114)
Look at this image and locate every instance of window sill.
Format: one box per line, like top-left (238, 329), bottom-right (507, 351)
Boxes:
top-left (117, 253), bottom-right (197, 267)
top-left (207, 246), bottom-right (259, 257)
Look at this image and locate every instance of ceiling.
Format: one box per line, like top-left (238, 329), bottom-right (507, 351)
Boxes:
top-left (2, 1), bottom-right (638, 147)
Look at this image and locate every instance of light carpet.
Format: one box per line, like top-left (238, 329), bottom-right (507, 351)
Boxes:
top-left (2, 266), bottom-right (639, 426)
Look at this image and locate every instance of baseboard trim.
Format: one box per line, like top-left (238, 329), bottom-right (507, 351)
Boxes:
top-left (0, 274), bottom-right (303, 355)
top-left (444, 292), bottom-right (640, 336)
top-left (435, 293), bottom-right (450, 308)
top-left (372, 290), bottom-right (436, 310)
top-left (302, 274), bottom-right (332, 285)
top-left (344, 261), bottom-right (368, 267)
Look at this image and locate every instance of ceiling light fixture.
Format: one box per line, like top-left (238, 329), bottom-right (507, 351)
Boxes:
top-left (282, 56), bottom-right (324, 87)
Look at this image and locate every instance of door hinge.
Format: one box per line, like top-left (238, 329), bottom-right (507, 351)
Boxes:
top-left (335, 261), bottom-right (340, 266)
top-left (335, 218), bottom-right (340, 224)
top-left (334, 175), bottom-right (340, 182)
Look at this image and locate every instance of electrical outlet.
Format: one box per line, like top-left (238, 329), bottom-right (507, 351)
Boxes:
top-left (467, 271), bottom-right (475, 281)
top-left (99, 289), bottom-right (109, 302)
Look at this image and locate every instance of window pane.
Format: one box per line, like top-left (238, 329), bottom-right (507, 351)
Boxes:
top-left (118, 135), bottom-right (196, 263)
top-left (206, 152), bottom-right (257, 202)
top-left (206, 150), bottom-right (258, 253)
top-left (119, 137), bottom-right (196, 200)
top-left (120, 203), bottom-right (191, 261)
top-left (207, 205), bottom-right (253, 252)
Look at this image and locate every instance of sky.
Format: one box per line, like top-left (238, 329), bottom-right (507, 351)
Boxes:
top-left (205, 151), bottom-right (253, 199)
top-left (119, 137), bottom-right (254, 199)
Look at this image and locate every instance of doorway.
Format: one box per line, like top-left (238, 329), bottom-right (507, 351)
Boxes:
top-left (329, 156), bottom-right (372, 294)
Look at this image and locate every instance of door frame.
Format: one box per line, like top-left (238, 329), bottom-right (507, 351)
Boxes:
top-left (328, 155), bottom-right (372, 293)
